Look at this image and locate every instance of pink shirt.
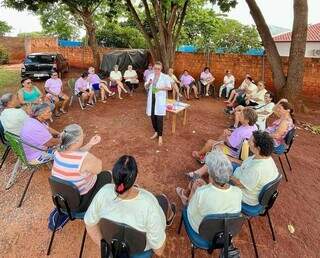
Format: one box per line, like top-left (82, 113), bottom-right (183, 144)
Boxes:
top-left (45, 78), bottom-right (62, 95)
top-left (144, 69), bottom-right (154, 81)
top-left (88, 73), bottom-right (101, 85)
top-left (75, 77), bottom-right (89, 94)
top-left (180, 74), bottom-right (195, 86)
top-left (200, 71), bottom-right (213, 81)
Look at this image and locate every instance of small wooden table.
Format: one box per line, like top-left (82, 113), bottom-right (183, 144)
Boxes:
top-left (166, 99), bottom-right (190, 133)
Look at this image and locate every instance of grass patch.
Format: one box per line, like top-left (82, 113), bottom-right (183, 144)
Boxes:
top-left (0, 66), bottom-right (21, 95)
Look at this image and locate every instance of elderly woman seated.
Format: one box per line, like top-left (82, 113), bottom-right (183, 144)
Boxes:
top-left (84, 155), bottom-right (176, 257)
top-left (110, 65), bottom-right (128, 99)
top-left (20, 103), bottom-right (60, 164)
top-left (51, 124), bottom-right (112, 211)
top-left (200, 67), bottom-right (215, 96)
top-left (192, 107), bottom-right (258, 163)
top-left (176, 150), bottom-right (242, 232)
top-left (124, 65), bottom-right (139, 96)
top-left (219, 70), bottom-right (235, 98)
top-left (18, 78), bottom-right (43, 106)
top-left (266, 100), bottom-right (295, 154)
top-left (0, 93), bottom-right (30, 135)
top-left (168, 67), bottom-right (182, 100)
top-left (180, 70), bottom-right (199, 100)
top-left (75, 72), bottom-right (95, 107)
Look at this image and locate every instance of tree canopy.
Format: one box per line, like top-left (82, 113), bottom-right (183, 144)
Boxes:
top-left (0, 20), bottom-right (12, 36)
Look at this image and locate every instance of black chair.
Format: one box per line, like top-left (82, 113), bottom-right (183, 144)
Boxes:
top-left (197, 80), bottom-right (215, 98)
top-left (0, 120), bottom-right (11, 170)
top-left (241, 174), bottom-right (282, 258)
top-left (99, 218), bottom-right (153, 258)
top-left (273, 128), bottom-right (296, 182)
top-left (47, 176), bottom-right (87, 258)
top-left (178, 208), bottom-right (245, 258)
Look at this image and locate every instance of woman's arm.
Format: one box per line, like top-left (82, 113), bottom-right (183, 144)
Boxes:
top-left (153, 242), bottom-right (166, 257)
top-left (80, 152), bottom-right (103, 175)
top-left (86, 224), bottom-right (103, 247)
top-left (229, 176), bottom-right (245, 188)
top-left (48, 127), bottom-right (60, 136)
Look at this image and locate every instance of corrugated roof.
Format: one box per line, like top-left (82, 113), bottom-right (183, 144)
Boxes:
top-left (273, 23), bottom-right (320, 42)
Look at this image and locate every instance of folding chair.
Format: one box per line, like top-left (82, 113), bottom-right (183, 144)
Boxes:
top-left (99, 218), bottom-right (153, 258)
top-left (0, 121), bottom-right (11, 171)
top-left (178, 208), bottom-right (245, 258)
top-left (67, 78), bottom-right (85, 110)
top-left (47, 176), bottom-right (87, 257)
top-left (273, 128), bottom-right (296, 182)
top-left (241, 174), bottom-right (282, 258)
top-left (4, 132), bottom-right (52, 207)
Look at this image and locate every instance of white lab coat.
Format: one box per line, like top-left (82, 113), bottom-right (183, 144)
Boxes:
top-left (146, 73), bottom-right (171, 116)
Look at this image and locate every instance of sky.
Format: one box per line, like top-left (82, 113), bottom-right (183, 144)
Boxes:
top-left (0, 0), bottom-right (319, 36)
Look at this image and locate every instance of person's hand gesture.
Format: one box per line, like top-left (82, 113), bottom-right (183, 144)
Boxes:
top-left (89, 135), bottom-right (101, 146)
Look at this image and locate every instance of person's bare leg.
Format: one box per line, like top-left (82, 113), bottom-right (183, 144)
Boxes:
top-left (172, 87), bottom-right (176, 100)
top-left (117, 84), bottom-right (123, 99)
top-left (100, 88), bottom-right (106, 103)
top-left (193, 85), bottom-right (199, 98)
top-left (101, 83), bottom-right (113, 95)
top-left (186, 86), bottom-right (190, 99)
top-left (158, 136), bottom-right (163, 146)
top-left (88, 91), bottom-right (94, 104)
top-left (194, 165), bottom-right (209, 177)
top-left (225, 90), bottom-right (235, 103)
top-left (61, 94), bottom-right (69, 112)
top-left (82, 93), bottom-right (89, 105)
top-left (53, 97), bottom-right (59, 115)
top-left (118, 81), bottom-right (128, 94)
top-left (206, 84), bottom-right (210, 96)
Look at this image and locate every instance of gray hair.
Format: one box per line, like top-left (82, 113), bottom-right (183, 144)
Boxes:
top-left (32, 103), bottom-right (51, 117)
top-left (205, 149), bottom-right (233, 185)
top-left (59, 124), bottom-right (83, 151)
top-left (0, 93), bottom-right (14, 108)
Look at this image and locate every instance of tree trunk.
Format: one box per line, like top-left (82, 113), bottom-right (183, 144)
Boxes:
top-left (82, 10), bottom-right (100, 69)
top-left (280, 0), bottom-right (308, 102)
top-left (245, 0), bottom-right (286, 95)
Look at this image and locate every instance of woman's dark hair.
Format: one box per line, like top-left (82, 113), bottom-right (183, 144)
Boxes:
top-left (247, 76), bottom-right (253, 82)
top-left (265, 91), bottom-right (274, 101)
top-left (242, 107), bottom-right (258, 126)
top-left (204, 67), bottom-right (210, 72)
top-left (183, 69), bottom-right (189, 73)
top-left (252, 130), bottom-right (274, 156)
top-left (112, 155), bottom-right (138, 195)
top-left (81, 71), bottom-right (89, 78)
top-left (279, 101), bottom-right (296, 124)
top-left (21, 77), bottom-right (31, 84)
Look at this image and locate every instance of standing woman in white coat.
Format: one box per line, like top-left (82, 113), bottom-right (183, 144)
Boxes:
top-left (145, 61), bottom-right (172, 146)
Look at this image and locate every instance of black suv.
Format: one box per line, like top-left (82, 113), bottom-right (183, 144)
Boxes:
top-left (21, 52), bottom-right (69, 79)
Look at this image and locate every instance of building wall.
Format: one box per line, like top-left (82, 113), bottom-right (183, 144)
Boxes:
top-left (276, 42), bottom-right (320, 58)
top-left (0, 36), bottom-right (25, 63)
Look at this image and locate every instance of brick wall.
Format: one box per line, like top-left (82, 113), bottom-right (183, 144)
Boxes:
top-left (0, 36), bottom-right (25, 63)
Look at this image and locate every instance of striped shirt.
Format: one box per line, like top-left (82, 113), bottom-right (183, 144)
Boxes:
top-left (52, 151), bottom-right (97, 195)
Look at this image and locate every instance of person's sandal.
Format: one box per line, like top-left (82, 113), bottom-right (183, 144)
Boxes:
top-left (166, 203), bottom-right (176, 227)
top-left (176, 187), bottom-right (188, 205)
top-left (185, 171), bottom-right (200, 181)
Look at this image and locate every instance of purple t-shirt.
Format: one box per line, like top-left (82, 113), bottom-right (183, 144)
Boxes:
top-left (75, 77), bottom-right (89, 93)
top-left (20, 117), bottom-right (52, 161)
top-left (228, 125), bottom-right (257, 149)
top-left (88, 73), bottom-right (101, 85)
top-left (180, 74), bottom-right (195, 86)
top-left (45, 78), bottom-right (62, 95)
top-left (143, 69), bottom-right (153, 81)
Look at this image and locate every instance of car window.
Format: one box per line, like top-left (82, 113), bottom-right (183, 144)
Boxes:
top-left (25, 55), bottom-right (55, 64)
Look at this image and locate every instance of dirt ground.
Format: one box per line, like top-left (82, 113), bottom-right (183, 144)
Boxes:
top-left (0, 68), bottom-right (320, 258)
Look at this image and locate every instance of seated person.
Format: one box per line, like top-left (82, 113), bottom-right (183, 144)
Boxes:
top-left (266, 100), bottom-right (295, 154)
top-left (192, 107), bottom-right (258, 162)
top-left (180, 70), bottom-right (199, 100)
top-left (168, 67), bottom-right (182, 100)
top-left (20, 103), bottom-right (60, 164)
top-left (44, 71), bottom-right (69, 117)
top-left (219, 70), bottom-right (235, 98)
top-left (75, 72), bottom-right (95, 107)
top-left (232, 91), bottom-right (275, 130)
top-left (244, 81), bottom-right (267, 107)
top-left (84, 155), bottom-right (176, 257)
top-left (18, 78), bottom-right (43, 106)
top-left (143, 64), bottom-right (153, 83)
top-left (200, 67), bottom-right (215, 96)
top-left (52, 124), bottom-right (112, 211)
top-left (110, 65), bottom-right (128, 100)
top-left (225, 74), bottom-right (256, 106)
top-left (88, 67), bottom-right (115, 103)
top-left (176, 150), bottom-right (242, 233)
top-left (124, 65), bottom-right (139, 96)
top-left (230, 131), bottom-right (279, 206)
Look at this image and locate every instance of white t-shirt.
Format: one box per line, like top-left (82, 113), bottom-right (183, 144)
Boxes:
top-left (252, 89), bottom-right (267, 105)
top-left (84, 184), bottom-right (166, 251)
top-left (0, 108), bottom-right (29, 135)
top-left (187, 184), bottom-right (242, 233)
top-left (256, 102), bottom-right (275, 118)
top-left (223, 75), bottom-right (235, 88)
top-left (110, 71), bottom-right (122, 81)
top-left (123, 70), bottom-right (138, 82)
top-left (233, 156), bottom-right (279, 206)
top-left (247, 83), bottom-right (258, 95)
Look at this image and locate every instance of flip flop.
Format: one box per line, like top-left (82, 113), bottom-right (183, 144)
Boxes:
top-left (185, 171), bottom-right (200, 181)
top-left (176, 187), bottom-right (188, 205)
top-left (192, 151), bottom-right (199, 158)
top-left (166, 203), bottom-right (176, 227)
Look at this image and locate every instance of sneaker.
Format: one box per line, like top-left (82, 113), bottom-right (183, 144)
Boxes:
top-left (205, 93), bottom-right (209, 96)
top-left (86, 102), bottom-right (94, 107)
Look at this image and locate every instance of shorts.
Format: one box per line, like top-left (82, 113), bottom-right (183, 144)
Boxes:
top-left (92, 83), bottom-right (100, 91)
top-left (46, 93), bottom-right (65, 102)
top-left (274, 144), bottom-right (286, 155)
top-left (77, 89), bottom-right (90, 97)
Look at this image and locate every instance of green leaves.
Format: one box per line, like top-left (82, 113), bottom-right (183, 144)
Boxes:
top-left (0, 20), bottom-right (12, 36)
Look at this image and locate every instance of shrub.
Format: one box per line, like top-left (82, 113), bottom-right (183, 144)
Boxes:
top-left (0, 45), bottom-right (9, 64)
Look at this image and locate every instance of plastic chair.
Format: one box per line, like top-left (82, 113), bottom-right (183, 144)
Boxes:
top-left (273, 128), bottom-right (296, 182)
top-left (99, 218), bottom-right (153, 258)
top-left (178, 208), bottom-right (245, 258)
top-left (241, 174), bottom-right (282, 258)
top-left (47, 176), bottom-right (87, 257)
top-left (67, 78), bottom-right (85, 110)
top-left (0, 121), bottom-right (11, 170)
top-left (4, 131), bottom-right (52, 207)
top-left (197, 80), bottom-right (215, 98)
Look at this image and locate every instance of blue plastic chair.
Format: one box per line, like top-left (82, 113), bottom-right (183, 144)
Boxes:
top-left (273, 128), bottom-right (296, 182)
top-left (177, 207), bottom-right (245, 258)
top-left (99, 218), bottom-right (153, 258)
top-left (47, 176), bottom-right (87, 258)
top-left (242, 173), bottom-right (282, 258)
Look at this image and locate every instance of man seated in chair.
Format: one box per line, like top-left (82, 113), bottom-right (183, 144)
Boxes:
top-left (75, 72), bottom-right (95, 107)
top-left (84, 155), bottom-right (176, 257)
top-left (192, 108), bottom-right (258, 163)
top-left (20, 103), bottom-right (60, 165)
top-left (44, 71), bottom-right (69, 117)
top-left (176, 150), bottom-right (242, 233)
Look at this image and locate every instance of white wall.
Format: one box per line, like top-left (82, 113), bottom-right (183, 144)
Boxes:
top-left (275, 42), bottom-right (320, 58)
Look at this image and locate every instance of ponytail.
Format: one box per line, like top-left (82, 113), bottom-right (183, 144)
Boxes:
top-left (58, 124), bottom-right (82, 151)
